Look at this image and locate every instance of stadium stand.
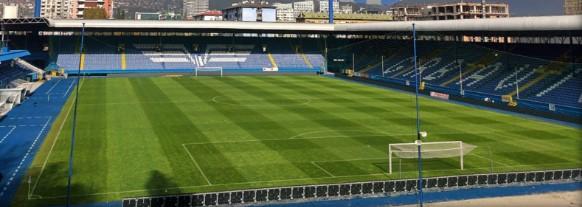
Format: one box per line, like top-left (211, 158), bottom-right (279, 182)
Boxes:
top-left (53, 37), bottom-right (325, 74)
top-left (352, 41), bottom-right (581, 111)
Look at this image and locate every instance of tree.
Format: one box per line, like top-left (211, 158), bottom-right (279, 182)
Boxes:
top-left (84, 8), bottom-right (108, 19)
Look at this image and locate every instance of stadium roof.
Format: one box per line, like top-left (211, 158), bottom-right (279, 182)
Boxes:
top-left (43, 15), bottom-right (582, 35)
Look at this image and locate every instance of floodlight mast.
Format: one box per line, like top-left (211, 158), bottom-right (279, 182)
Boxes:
top-left (412, 23), bottom-right (424, 207)
top-left (66, 22), bottom-right (85, 207)
top-left (329, 0), bottom-right (334, 24)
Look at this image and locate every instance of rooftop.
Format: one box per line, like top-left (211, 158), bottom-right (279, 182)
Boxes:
top-left (298, 12), bottom-right (393, 21)
top-left (392, 0), bottom-right (508, 7)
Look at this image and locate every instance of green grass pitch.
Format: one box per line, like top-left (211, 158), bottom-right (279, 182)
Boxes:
top-left (14, 75), bottom-right (582, 205)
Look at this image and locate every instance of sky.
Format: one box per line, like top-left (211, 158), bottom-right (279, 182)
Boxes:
top-left (210, 0), bottom-right (564, 16)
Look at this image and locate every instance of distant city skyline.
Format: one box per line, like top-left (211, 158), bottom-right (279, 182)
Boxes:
top-left (209, 0), bottom-right (564, 16)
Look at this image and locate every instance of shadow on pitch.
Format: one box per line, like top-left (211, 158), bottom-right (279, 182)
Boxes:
top-left (145, 170), bottom-right (182, 196)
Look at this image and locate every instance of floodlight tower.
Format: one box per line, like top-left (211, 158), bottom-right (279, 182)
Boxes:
top-left (35, 0), bottom-right (42, 17)
top-left (329, 0), bottom-right (334, 24)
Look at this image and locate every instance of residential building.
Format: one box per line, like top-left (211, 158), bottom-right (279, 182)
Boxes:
top-left (391, 0), bottom-right (509, 21)
top-left (565, 0), bottom-right (582, 15)
top-left (222, 3), bottom-right (276, 22)
top-left (297, 12), bottom-right (392, 23)
top-left (319, 0), bottom-right (339, 13)
top-left (273, 3), bottom-right (295, 22)
top-left (40, 0), bottom-right (72, 18)
top-left (75, 0), bottom-right (114, 19)
top-left (293, 0), bottom-right (314, 16)
top-left (193, 10), bottom-right (223, 21)
top-left (183, 0), bottom-right (209, 19)
top-left (135, 12), bottom-right (161, 20)
top-left (339, 4), bottom-right (353, 13)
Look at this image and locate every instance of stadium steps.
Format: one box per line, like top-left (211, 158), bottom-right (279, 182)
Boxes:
top-left (13, 58), bottom-right (44, 74)
top-left (80, 52), bottom-right (85, 70)
top-left (120, 44), bottom-right (127, 70)
top-left (507, 61), bottom-right (567, 97)
top-left (295, 46), bottom-right (313, 69)
top-left (267, 53), bottom-right (278, 68)
top-left (441, 53), bottom-right (499, 87)
top-left (507, 70), bottom-right (550, 97)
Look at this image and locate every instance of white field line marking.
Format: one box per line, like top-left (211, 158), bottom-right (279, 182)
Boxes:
top-left (62, 79), bottom-right (76, 97)
top-left (0, 126), bottom-right (16, 144)
top-left (31, 78), bottom-right (85, 197)
top-left (183, 134), bottom-right (395, 146)
top-left (211, 96), bottom-right (312, 107)
top-left (470, 153), bottom-right (513, 167)
top-left (182, 144), bottom-right (212, 185)
top-left (45, 79), bottom-right (62, 95)
top-left (0, 125), bottom-right (44, 128)
top-left (287, 129), bottom-right (395, 139)
top-left (32, 161), bottom-right (582, 200)
top-left (311, 161), bottom-right (335, 177)
top-left (7, 116), bottom-right (51, 120)
top-left (0, 117), bottom-right (51, 197)
top-left (182, 129), bottom-right (515, 146)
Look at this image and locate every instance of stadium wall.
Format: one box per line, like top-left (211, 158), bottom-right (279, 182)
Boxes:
top-left (121, 169), bottom-right (582, 207)
top-left (341, 75), bottom-right (582, 124)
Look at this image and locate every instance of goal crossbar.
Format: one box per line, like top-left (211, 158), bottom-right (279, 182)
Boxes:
top-left (195, 67), bottom-right (223, 77)
top-left (388, 141), bottom-right (475, 174)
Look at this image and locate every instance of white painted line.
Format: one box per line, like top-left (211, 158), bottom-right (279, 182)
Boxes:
top-left (0, 117), bottom-right (51, 197)
top-left (470, 153), bottom-right (513, 167)
top-left (7, 116), bottom-right (51, 120)
top-left (0, 126), bottom-right (16, 145)
top-left (30, 98), bottom-right (75, 196)
top-left (0, 125), bottom-right (44, 128)
top-left (311, 161), bottom-right (335, 177)
top-left (62, 80), bottom-right (76, 97)
top-left (182, 134), bottom-right (401, 146)
top-left (45, 79), bottom-right (62, 95)
top-left (30, 78), bottom-right (86, 197)
top-left (182, 144), bottom-right (212, 186)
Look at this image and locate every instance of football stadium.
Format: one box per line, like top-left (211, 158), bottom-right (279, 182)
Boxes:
top-left (0, 15), bottom-right (581, 207)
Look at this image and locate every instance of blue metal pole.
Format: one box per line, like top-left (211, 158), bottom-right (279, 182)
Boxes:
top-left (412, 23), bottom-right (424, 207)
top-left (328, 0), bottom-right (334, 24)
top-left (66, 22), bottom-right (85, 207)
top-left (34, 0), bottom-right (41, 17)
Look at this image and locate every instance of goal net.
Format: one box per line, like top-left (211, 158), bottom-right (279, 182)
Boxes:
top-left (388, 141), bottom-right (476, 174)
top-left (195, 67), bottom-right (223, 77)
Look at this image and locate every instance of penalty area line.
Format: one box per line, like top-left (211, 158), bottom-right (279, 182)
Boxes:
top-left (311, 161), bottom-right (335, 177)
top-left (182, 144), bottom-right (212, 186)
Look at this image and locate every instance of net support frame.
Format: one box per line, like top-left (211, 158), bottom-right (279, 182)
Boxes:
top-left (388, 141), bottom-right (465, 174)
top-left (195, 67), bottom-right (223, 77)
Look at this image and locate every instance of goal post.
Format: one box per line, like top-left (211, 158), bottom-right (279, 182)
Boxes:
top-left (195, 67), bottom-right (223, 77)
top-left (388, 141), bottom-right (476, 174)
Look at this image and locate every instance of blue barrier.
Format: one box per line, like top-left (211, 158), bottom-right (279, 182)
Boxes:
top-left (370, 75), bottom-right (581, 119)
top-left (0, 79), bottom-right (75, 206)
